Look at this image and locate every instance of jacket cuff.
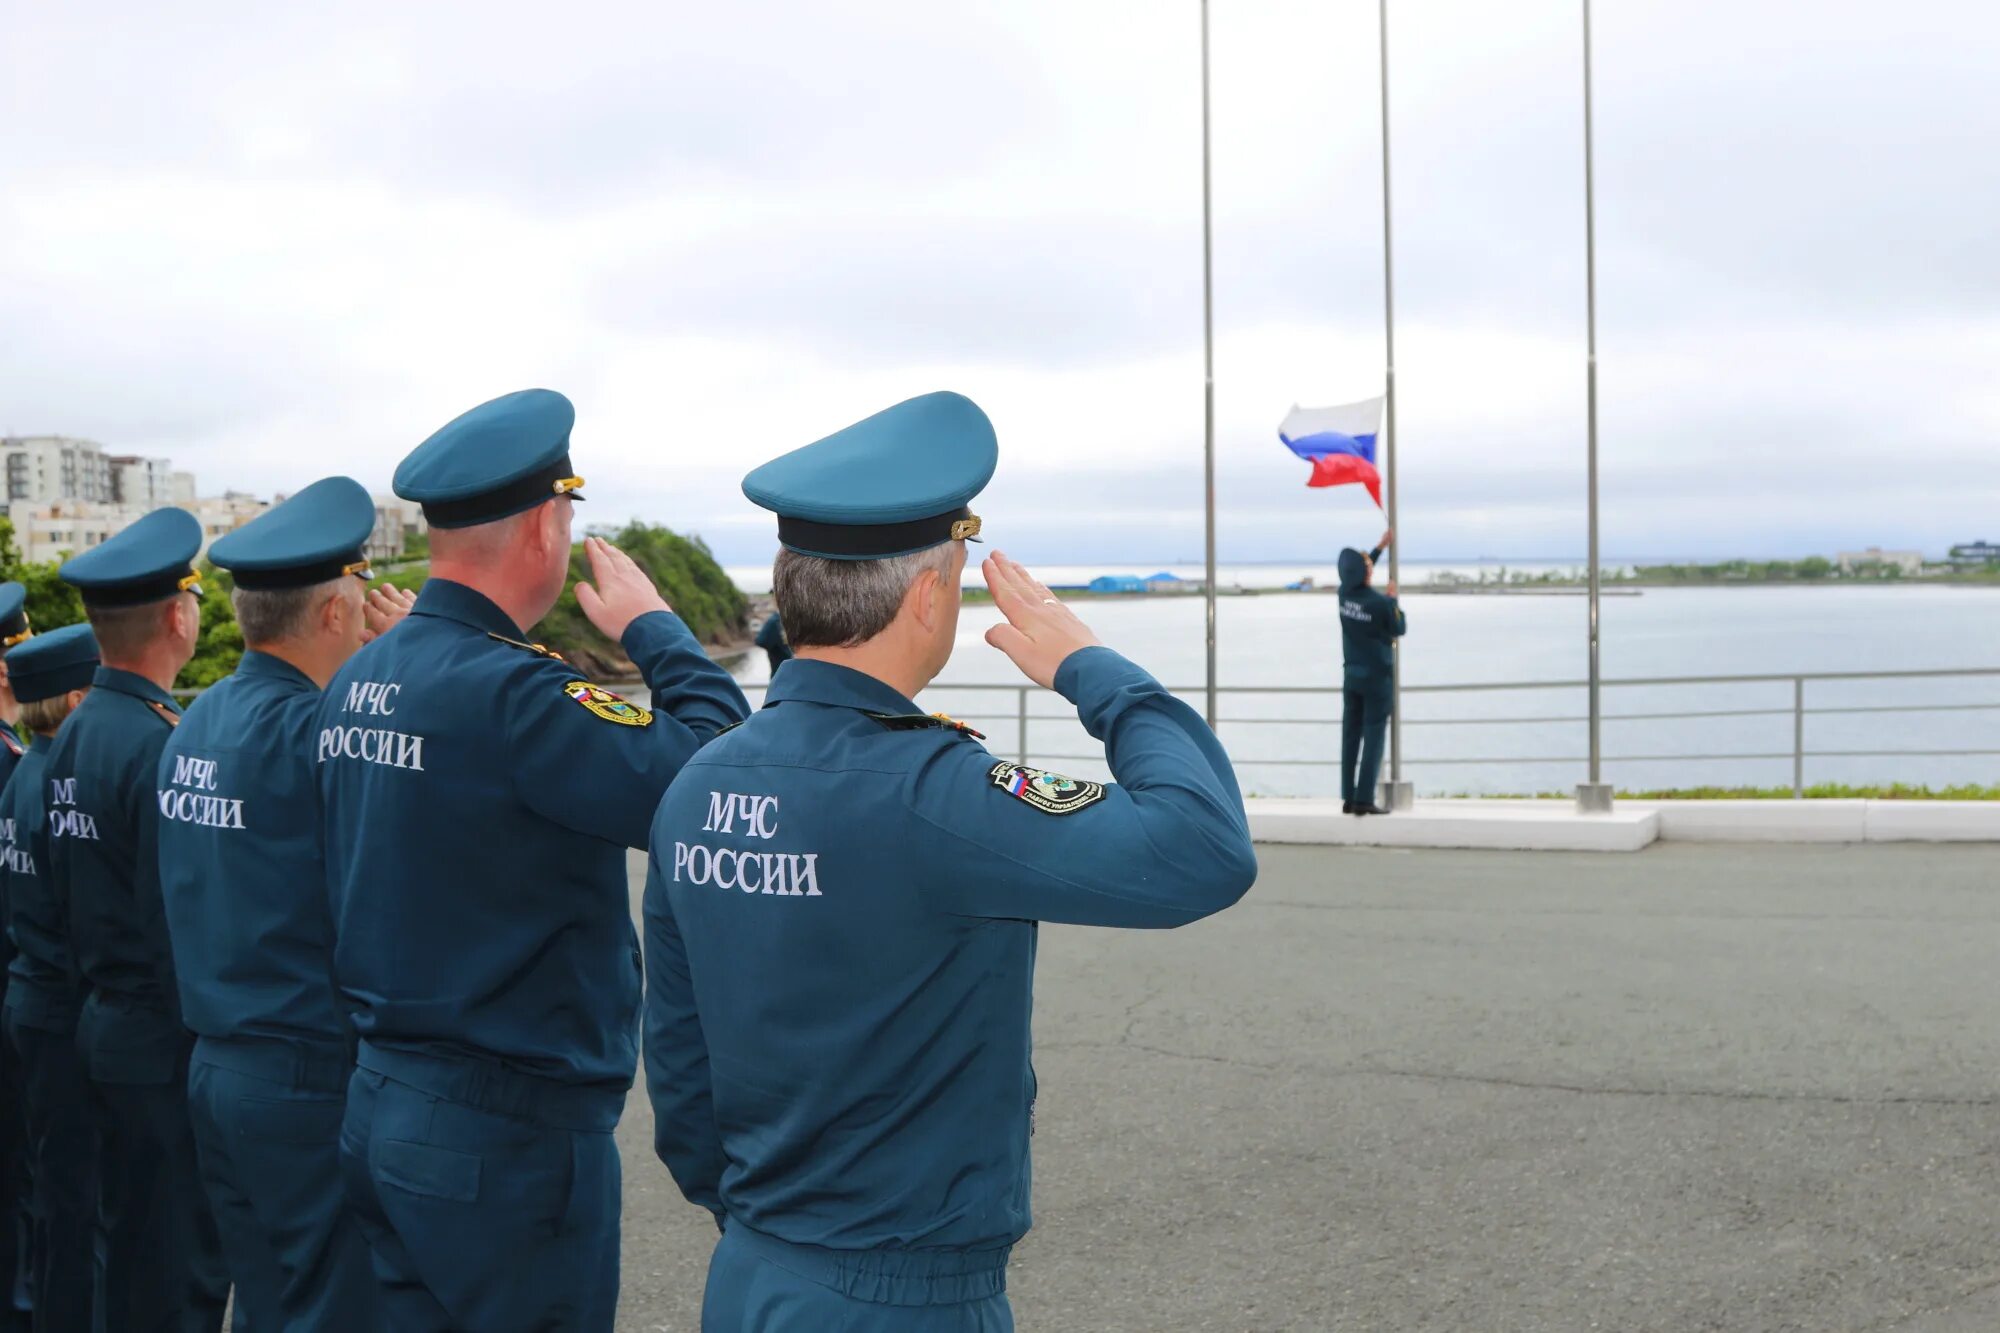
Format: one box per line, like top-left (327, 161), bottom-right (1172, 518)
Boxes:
top-left (621, 608), bottom-right (694, 659)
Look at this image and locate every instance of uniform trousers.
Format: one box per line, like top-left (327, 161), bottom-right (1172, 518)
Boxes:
top-left (0, 996), bottom-right (28, 1333)
top-left (75, 994), bottom-right (229, 1333)
top-left (2, 1008), bottom-right (95, 1333)
top-left (339, 1044), bottom-right (622, 1332)
top-left (1341, 679), bottom-right (1394, 804)
top-left (187, 1038), bottom-right (379, 1332)
top-left (702, 1225), bottom-right (1015, 1333)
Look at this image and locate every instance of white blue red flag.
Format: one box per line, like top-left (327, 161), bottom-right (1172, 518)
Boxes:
top-left (1278, 398), bottom-right (1384, 507)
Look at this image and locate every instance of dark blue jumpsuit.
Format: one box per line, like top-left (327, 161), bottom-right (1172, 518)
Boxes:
top-left (158, 650), bottom-right (380, 1331)
top-left (754, 614), bottom-right (792, 675)
top-left (1338, 546), bottom-right (1406, 804)
top-left (1, 735), bottom-right (95, 1333)
top-left (44, 668), bottom-right (230, 1332)
top-left (316, 578), bottom-right (748, 1332)
top-left (644, 647), bottom-right (1258, 1331)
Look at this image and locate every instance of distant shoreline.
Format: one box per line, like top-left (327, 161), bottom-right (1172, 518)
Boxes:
top-left (956, 576), bottom-right (2000, 605)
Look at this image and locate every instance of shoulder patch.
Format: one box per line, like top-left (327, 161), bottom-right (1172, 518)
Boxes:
top-left (987, 762), bottom-right (1106, 816)
top-left (146, 701), bottom-right (181, 728)
top-left (564, 680), bottom-right (652, 727)
top-left (488, 632), bottom-right (567, 662)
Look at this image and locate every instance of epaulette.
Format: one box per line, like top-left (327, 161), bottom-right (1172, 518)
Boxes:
top-left (861, 710), bottom-right (985, 741)
top-left (487, 632), bottom-right (567, 662)
top-left (146, 701), bottom-right (181, 728)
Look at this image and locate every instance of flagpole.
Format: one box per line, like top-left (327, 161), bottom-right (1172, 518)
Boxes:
top-left (1576, 0), bottom-right (1612, 813)
top-left (1200, 0), bottom-right (1219, 729)
top-left (1377, 0), bottom-right (1411, 811)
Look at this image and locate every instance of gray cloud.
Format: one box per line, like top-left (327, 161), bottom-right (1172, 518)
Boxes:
top-left (2, 0), bottom-right (1994, 565)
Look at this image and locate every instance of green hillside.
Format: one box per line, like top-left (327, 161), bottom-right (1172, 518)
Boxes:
top-left (0, 517), bottom-right (747, 688)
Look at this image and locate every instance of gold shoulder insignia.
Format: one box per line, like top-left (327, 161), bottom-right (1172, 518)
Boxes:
top-left (564, 680), bottom-right (652, 727)
top-left (147, 701), bottom-right (181, 729)
top-left (930, 712), bottom-right (986, 740)
top-left (488, 632), bottom-right (567, 663)
top-left (861, 710), bottom-right (985, 740)
top-left (988, 762), bottom-right (1105, 816)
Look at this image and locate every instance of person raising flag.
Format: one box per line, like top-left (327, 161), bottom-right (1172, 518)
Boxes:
top-left (1337, 528), bottom-right (1404, 816)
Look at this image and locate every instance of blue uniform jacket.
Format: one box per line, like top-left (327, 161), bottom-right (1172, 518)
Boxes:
top-left (316, 578), bottom-right (749, 1094)
top-left (643, 646), bottom-right (1257, 1254)
top-left (158, 650), bottom-right (348, 1051)
top-left (44, 668), bottom-right (185, 1028)
top-left (1338, 547), bottom-right (1404, 686)
top-left (2, 741), bottom-right (77, 1031)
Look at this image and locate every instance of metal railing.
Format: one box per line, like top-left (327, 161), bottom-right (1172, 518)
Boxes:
top-left (740, 665), bottom-right (2000, 798)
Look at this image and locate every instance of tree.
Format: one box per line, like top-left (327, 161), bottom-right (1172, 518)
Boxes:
top-left (182, 565), bottom-right (244, 689)
top-left (0, 514), bottom-right (748, 690)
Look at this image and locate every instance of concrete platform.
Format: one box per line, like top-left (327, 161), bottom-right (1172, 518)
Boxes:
top-left (1636, 799), bottom-right (2000, 844)
top-left (1246, 798), bottom-right (1660, 852)
top-left (1639, 798), bottom-right (1868, 843)
top-left (1244, 797), bottom-right (2000, 851)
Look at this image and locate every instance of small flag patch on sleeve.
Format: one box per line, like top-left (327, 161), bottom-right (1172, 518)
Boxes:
top-left (564, 680), bottom-right (653, 727)
top-left (987, 762), bottom-right (1105, 816)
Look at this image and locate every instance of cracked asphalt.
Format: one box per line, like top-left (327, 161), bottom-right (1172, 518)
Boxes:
top-left (614, 842), bottom-right (2000, 1331)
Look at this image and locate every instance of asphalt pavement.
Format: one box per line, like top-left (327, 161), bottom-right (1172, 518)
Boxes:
top-left (614, 841), bottom-right (2000, 1331)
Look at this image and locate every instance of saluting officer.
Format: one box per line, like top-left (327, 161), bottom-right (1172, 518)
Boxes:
top-left (1, 624), bottom-right (99, 1333)
top-left (2, 625), bottom-right (101, 1333)
top-left (317, 389), bottom-right (750, 1331)
top-left (0, 586), bottom-right (32, 1333)
top-left (643, 391), bottom-right (1259, 1332)
top-left (0, 584), bottom-right (30, 790)
top-left (157, 477), bottom-right (413, 1331)
top-left (43, 508), bottom-right (230, 1331)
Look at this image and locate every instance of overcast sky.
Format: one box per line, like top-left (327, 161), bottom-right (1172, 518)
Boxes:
top-left (3, 0), bottom-right (1996, 564)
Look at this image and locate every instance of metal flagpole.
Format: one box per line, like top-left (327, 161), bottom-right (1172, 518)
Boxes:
top-left (1200, 0), bottom-right (1219, 728)
top-left (1577, 0), bottom-right (1612, 812)
top-left (1378, 0), bottom-right (1412, 810)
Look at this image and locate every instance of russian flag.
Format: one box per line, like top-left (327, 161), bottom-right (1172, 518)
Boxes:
top-left (1278, 398), bottom-right (1384, 507)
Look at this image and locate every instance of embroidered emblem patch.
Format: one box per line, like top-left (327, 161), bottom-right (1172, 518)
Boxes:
top-left (564, 681), bottom-right (652, 727)
top-left (988, 762), bottom-right (1105, 816)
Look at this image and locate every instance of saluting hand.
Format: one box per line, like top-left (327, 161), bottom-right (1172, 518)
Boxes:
top-left (576, 536), bottom-right (672, 642)
top-left (361, 584), bottom-right (418, 643)
top-left (983, 552), bottom-right (1101, 691)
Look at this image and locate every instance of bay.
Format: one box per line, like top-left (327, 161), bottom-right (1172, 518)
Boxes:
top-left (720, 572), bottom-right (2000, 798)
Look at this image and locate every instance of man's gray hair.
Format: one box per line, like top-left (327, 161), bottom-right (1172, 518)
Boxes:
top-left (233, 580), bottom-right (340, 647)
top-left (773, 543), bottom-right (956, 649)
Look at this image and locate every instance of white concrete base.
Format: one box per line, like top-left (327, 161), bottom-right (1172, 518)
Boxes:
top-left (1862, 801), bottom-right (2000, 842)
top-left (1245, 797), bottom-right (2000, 851)
top-left (1637, 800), bottom-right (1868, 844)
top-left (1246, 799), bottom-right (1659, 853)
